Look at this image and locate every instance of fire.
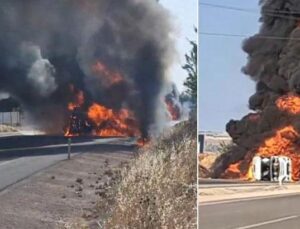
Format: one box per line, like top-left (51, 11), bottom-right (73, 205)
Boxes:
top-left (165, 99), bottom-right (180, 121)
top-left (276, 94), bottom-right (300, 114)
top-left (65, 84), bottom-right (141, 138)
top-left (223, 160), bottom-right (252, 180)
top-left (68, 90), bottom-right (84, 110)
top-left (137, 138), bottom-right (149, 147)
top-left (87, 103), bottom-right (140, 137)
top-left (225, 126), bottom-right (300, 181)
top-left (92, 61), bottom-right (123, 87)
top-left (253, 126), bottom-right (300, 181)
top-left (224, 94), bottom-right (300, 180)
top-left (227, 163), bottom-right (240, 173)
top-left (65, 87), bottom-right (86, 136)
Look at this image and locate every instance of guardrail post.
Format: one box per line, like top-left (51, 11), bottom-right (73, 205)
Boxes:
top-left (68, 138), bottom-right (71, 160)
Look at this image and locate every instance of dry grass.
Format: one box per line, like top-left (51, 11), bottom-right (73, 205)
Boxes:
top-left (198, 142), bottom-right (235, 178)
top-left (0, 124), bottom-right (17, 132)
top-left (199, 153), bottom-right (218, 170)
top-left (105, 121), bottom-right (197, 229)
top-left (199, 152), bottom-right (218, 177)
top-left (62, 218), bottom-right (89, 229)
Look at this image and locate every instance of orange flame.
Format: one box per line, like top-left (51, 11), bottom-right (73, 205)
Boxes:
top-left (65, 84), bottom-right (140, 138)
top-left (276, 94), bottom-right (300, 114)
top-left (165, 100), bottom-right (180, 120)
top-left (136, 138), bottom-right (149, 147)
top-left (226, 163), bottom-right (241, 174)
top-left (253, 126), bottom-right (300, 181)
top-left (224, 94), bottom-right (300, 181)
top-left (92, 61), bottom-right (123, 87)
top-left (224, 126), bottom-right (300, 181)
top-left (87, 103), bottom-right (140, 137)
top-left (68, 90), bottom-right (85, 110)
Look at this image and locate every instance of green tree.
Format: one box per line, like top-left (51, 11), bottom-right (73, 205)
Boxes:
top-left (182, 28), bottom-right (197, 103)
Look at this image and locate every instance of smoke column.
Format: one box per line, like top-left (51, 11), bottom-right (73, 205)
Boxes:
top-left (212, 0), bottom-right (300, 177)
top-left (0, 0), bottom-right (174, 138)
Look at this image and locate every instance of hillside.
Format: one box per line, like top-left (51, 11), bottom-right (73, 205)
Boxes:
top-left (105, 120), bottom-right (197, 228)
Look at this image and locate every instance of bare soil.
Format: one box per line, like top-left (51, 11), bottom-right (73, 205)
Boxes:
top-left (0, 149), bottom-right (133, 229)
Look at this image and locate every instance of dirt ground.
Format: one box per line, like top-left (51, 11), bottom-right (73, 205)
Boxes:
top-left (0, 147), bottom-right (134, 229)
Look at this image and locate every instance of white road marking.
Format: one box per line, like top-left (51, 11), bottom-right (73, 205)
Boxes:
top-left (199, 193), bottom-right (300, 206)
top-left (0, 138), bottom-right (132, 153)
top-left (235, 215), bottom-right (299, 229)
top-left (0, 159), bottom-right (18, 166)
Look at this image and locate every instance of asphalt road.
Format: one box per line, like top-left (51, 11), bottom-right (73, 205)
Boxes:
top-left (199, 194), bottom-right (300, 229)
top-left (0, 135), bottom-right (136, 191)
top-left (198, 179), bottom-right (296, 188)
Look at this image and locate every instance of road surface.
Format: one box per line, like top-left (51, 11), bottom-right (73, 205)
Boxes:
top-left (199, 193), bottom-right (300, 229)
top-left (0, 135), bottom-right (136, 191)
top-left (198, 178), bottom-right (298, 188)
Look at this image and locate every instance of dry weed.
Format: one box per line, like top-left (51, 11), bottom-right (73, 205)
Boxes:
top-left (105, 121), bottom-right (197, 229)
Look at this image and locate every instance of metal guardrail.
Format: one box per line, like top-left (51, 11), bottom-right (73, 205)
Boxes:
top-left (0, 111), bottom-right (22, 127)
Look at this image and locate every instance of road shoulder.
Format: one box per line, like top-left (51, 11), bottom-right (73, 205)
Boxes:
top-left (199, 182), bottom-right (300, 204)
top-left (0, 148), bottom-right (133, 228)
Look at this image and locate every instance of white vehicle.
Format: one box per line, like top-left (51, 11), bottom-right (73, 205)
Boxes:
top-left (252, 156), bottom-right (292, 182)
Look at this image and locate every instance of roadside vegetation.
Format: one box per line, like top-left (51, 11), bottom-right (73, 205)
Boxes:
top-left (217, 141), bottom-right (235, 155)
top-left (199, 141), bottom-right (235, 178)
top-left (105, 120), bottom-right (197, 228)
top-left (0, 124), bottom-right (17, 132)
top-left (102, 32), bottom-right (197, 228)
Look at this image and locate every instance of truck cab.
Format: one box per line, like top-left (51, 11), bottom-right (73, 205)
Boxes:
top-left (252, 156), bottom-right (292, 182)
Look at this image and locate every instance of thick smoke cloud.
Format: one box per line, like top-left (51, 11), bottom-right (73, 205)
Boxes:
top-left (23, 43), bottom-right (57, 97)
top-left (0, 0), bottom-right (174, 137)
top-left (212, 0), bottom-right (300, 177)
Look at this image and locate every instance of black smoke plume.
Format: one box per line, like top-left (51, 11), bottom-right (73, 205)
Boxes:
top-left (0, 0), bottom-right (174, 138)
top-left (212, 0), bottom-right (300, 177)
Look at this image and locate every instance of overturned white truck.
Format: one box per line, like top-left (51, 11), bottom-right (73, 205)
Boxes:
top-left (251, 156), bottom-right (292, 182)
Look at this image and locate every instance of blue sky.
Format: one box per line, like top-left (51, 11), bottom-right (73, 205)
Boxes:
top-left (199, 0), bottom-right (261, 131)
top-left (160, 0), bottom-right (197, 92)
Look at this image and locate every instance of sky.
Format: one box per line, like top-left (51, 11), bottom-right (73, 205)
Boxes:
top-left (199, 0), bottom-right (261, 132)
top-left (160, 0), bottom-right (197, 92)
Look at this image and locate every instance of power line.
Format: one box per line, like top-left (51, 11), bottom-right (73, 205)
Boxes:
top-left (200, 32), bottom-right (246, 38)
top-left (200, 2), bottom-right (300, 21)
top-left (200, 2), bottom-right (300, 15)
top-left (199, 32), bottom-right (300, 41)
top-left (200, 2), bottom-right (257, 13)
top-left (199, 3), bottom-right (300, 42)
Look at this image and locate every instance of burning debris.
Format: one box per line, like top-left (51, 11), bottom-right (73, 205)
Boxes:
top-left (65, 85), bottom-right (141, 137)
top-left (165, 83), bottom-right (182, 121)
top-left (222, 125), bottom-right (299, 181)
top-left (0, 0), bottom-right (181, 139)
top-left (212, 1), bottom-right (300, 181)
top-left (64, 83), bottom-right (185, 137)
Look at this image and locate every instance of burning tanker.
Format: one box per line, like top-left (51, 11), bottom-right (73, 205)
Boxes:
top-left (0, 0), bottom-right (181, 139)
top-left (211, 0), bottom-right (300, 181)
